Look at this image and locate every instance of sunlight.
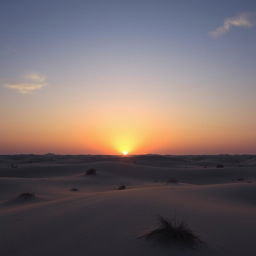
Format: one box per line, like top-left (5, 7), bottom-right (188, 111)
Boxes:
top-left (111, 134), bottom-right (136, 156)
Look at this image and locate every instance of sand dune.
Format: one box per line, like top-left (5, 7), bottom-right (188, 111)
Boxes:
top-left (0, 155), bottom-right (256, 256)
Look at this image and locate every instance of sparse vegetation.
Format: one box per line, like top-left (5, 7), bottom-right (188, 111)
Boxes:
top-left (19, 193), bottom-right (35, 200)
top-left (117, 185), bottom-right (126, 190)
top-left (237, 178), bottom-right (244, 181)
top-left (216, 164), bottom-right (224, 168)
top-left (167, 178), bottom-right (178, 184)
top-left (140, 216), bottom-right (202, 248)
top-left (70, 188), bottom-right (79, 191)
top-left (85, 168), bottom-right (96, 175)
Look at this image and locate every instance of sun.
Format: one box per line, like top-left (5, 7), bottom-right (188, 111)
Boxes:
top-left (122, 151), bottom-right (129, 156)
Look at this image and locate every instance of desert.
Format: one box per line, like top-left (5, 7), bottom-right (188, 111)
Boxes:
top-left (1, 154), bottom-right (256, 256)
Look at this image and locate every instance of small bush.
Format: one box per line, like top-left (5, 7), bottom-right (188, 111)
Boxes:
top-left (237, 178), bottom-right (244, 181)
top-left (216, 164), bottom-right (224, 168)
top-left (19, 193), bottom-right (35, 200)
top-left (140, 216), bottom-right (202, 248)
top-left (167, 178), bottom-right (178, 184)
top-left (70, 188), bottom-right (79, 191)
top-left (85, 168), bottom-right (96, 175)
top-left (117, 185), bottom-right (126, 190)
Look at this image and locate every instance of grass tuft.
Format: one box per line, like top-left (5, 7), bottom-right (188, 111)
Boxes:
top-left (167, 178), bottom-right (178, 184)
top-left (140, 216), bottom-right (202, 248)
top-left (85, 168), bottom-right (96, 175)
top-left (117, 185), bottom-right (126, 190)
top-left (19, 193), bottom-right (35, 200)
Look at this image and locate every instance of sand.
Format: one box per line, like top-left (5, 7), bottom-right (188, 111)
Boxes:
top-left (0, 154), bottom-right (256, 256)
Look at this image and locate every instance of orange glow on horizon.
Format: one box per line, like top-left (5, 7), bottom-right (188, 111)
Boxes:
top-left (1, 95), bottom-right (256, 155)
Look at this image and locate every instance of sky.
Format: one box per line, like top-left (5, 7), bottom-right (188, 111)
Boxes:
top-left (1, 0), bottom-right (256, 155)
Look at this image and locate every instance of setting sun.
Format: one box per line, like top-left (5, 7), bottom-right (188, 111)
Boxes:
top-left (122, 151), bottom-right (128, 156)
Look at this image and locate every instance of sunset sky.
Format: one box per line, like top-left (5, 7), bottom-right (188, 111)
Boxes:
top-left (1, 0), bottom-right (256, 154)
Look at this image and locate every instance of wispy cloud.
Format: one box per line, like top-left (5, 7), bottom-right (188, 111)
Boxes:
top-left (209, 12), bottom-right (256, 37)
top-left (4, 73), bottom-right (48, 94)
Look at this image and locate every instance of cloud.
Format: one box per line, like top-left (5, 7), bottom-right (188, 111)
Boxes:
top-left (209, 12), bottom-right (256, 37)
top-left (24, 73), bottom-right (47, 83)
top-left (4, 73), bottom-right (48, 94)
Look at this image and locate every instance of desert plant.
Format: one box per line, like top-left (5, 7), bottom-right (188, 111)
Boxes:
top-left (70, 188), bottom-right (79, 191)
top-left (19, 193), bottom-right (35, 200)
top-left (85, 168), bottom-right (96, 175)
top-left (117, 185), bottom-right (126, 190)
top-left (140, 216), bottom-right (202, 248)
top-left (216, 164), bottom-right (224, 168)
top-left (167, 178), bottom-right (178, 184)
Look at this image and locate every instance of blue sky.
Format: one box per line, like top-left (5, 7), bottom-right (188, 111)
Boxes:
top-left (1, 0), bottom-right (256, 154)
